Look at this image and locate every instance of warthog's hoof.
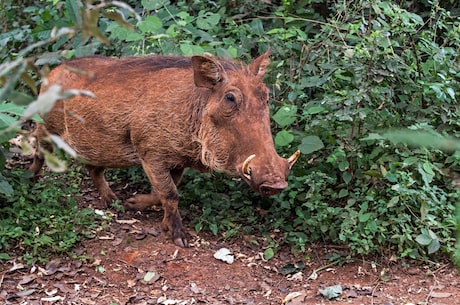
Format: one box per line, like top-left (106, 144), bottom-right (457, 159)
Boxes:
top-left (174, 236), bottom-right (189, 248)
top-left (123, 194), bottom-right (162, 211)
top-left (162, 218), bottom-right (189, 248)
top-left (100, 191), bottom-right (119, 208)
top-left (124, 194), bottom-right (162, 211)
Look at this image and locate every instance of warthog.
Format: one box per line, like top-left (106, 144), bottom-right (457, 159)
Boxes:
top-left (30, 51), bottom-right (300, 247)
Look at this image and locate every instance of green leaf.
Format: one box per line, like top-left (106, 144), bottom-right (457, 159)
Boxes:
top-left (144, 271), bottom-right (157, 282)
top-left (358, 212), bottom-right (372, 222)
top-left (142, 0), bottom-right (164, 10)
top-left (273, 105), bottom-right (297, 127)
top-left (5, 91), bottom-right (35, 105)
top-left (422, 162), bottom-right (435, 176)
top-left (23, 86), bottom-right (95, 118)
top-left (0, 113), bottom-right (17, 129)
top-left (138, 15), bottom-right (162, 34)
top-left (299, 135), bottom-right (324, 154)
top-left (306, 106), bottom-right (325, 114)
top-left (418, 163), bottom-right (434, 185)
top-left (49, 134), bottom-right (77, 158)
top-left (263, 248), bottom-right (274, 260)
top-left (300, 70), bottom-right (334, 87)
top-left (103, 11), bottom-right (134, 31)
top-left (279, 261), bottom-right (305, 275)
top-left (180, 43), bottom-right (204, 56)
top-left (194, 222), bottom-right (203, 233)
top-left (0, 253), bottom-right (11, 260)
top-left (361, 133), bottom-right (384, 141)
top-left (43, 150), bottom-right (67, 173)
top-left (415, 233), bottom-right (432, 246)
top-left (209, 223), bottom-right (218, 235)
top-left (387, 196), bottom-right (399, 208)
top-left (83, 9), bottom-right (110, 45)
top-left (249, 19), bottom-right (265, 36)
top-left (338, 161), bottom-right (349, 171)
top-left (427, 239), bottom-right (440, 254)
top-left (196, 12), bottom-right (221, 30)
top-left (275, 130), bottom-right (294, 147)
top-left (319, 285), bottom-right (342, 300)
top-left (65, 0), bottom-right (80, 24)
top-left (23, 84), bottom-right (63, 117)
top-left (95, 265), bottom-right (105, 273)
top-left (0, 180), bottom-right (14, 196)
top-left (338, 189), bottom-right (348, 198)
top-left (364, 170), bottom-right (383, 178)
top-left (342, 171), bottom-right (352, 184)
top-left (384, 130), bottom-right (460, 152)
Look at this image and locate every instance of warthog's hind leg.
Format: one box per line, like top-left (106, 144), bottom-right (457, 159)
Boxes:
top-left (123, 168), bottom-right (184, 212)
top-left (124, 192), bottom-right (162, 211)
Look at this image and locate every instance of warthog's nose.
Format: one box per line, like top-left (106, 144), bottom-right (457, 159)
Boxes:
top-left (259, 181), bottom-right (288, 196)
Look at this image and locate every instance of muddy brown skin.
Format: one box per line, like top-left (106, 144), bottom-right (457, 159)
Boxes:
top-left (30, 51), bottom-right (300, 247)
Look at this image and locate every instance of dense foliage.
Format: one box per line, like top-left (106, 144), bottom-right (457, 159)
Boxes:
top-left (0, 0), bottom-right (459, 263)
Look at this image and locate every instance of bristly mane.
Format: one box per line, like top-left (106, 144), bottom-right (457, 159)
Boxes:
top-left (66, 54), bottom-right (243, 73)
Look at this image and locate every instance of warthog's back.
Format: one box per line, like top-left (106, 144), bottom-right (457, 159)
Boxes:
top-left (43, 55), bottom-right (229, 168)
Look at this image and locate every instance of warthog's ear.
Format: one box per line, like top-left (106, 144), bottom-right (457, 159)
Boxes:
top-left (249, 49), bottom-right (270, 78)
top-left (191, 55), bottom-right (227, 89)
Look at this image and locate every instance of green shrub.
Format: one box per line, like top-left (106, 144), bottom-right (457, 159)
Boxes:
top-left (0, 170), bottom-right (97, 263)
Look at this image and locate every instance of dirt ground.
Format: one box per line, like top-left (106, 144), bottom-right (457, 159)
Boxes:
top-left (1, 145), bottom-right (460, 305)
top-left (1, 201), bottom-right (460, 305)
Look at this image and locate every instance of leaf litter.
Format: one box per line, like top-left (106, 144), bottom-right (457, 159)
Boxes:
top-left (1, 205), bottom-right (460, 304)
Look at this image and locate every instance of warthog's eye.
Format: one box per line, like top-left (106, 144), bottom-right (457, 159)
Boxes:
top-left (224, 93), bottom-right (237, 106)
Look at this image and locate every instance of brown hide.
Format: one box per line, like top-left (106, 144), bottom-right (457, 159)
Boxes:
top-left (30, 52), bottom-right (300, 247)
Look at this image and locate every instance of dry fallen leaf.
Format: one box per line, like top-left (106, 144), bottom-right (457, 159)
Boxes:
top-left (430, 291), bottom-right (452, 298)
top-left (213, 248), bottom-right (234, 264)
top-left (45, 288), bottom-right (58, 296)
top-left (287, 271), bottom-right (303, 281)
top-left (115, 218), bottom-right (139, 225)
top-left (319, 284), bottom-right (342, 300)
top-left (127, 279), bottom-right (136, 288)
top-left (157, 296), bottom-right (187, 304)
top-left (41, 296), bottom-right (63, 302)
top-left (15, 289), bottom-right (36, 297)
top-left (18, 275), bottom-right (36, 285)
top-left (307, 269), bottom-right (318, 280)
top-left (8, 262), bottom-right (25, 273)
top-left (143, 271), bottom-right (160, 283)
top-left (282, 291), bottom-right (304, 303)
top-left (190, 282), bottom-right (206, 294)
top-left (111, 238), bottom-right (123, 246)
top-left (79, 297), bottom-right (96, 305)
top-left (98, 234), bottom-right (115, 240)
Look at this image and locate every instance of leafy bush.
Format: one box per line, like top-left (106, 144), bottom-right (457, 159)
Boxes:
top-left (1, 0), bottom-right (459, 263)
top-left (0, 170), bottom-right (97, 263)
top-left (0, 0), bottom-right (138, 262)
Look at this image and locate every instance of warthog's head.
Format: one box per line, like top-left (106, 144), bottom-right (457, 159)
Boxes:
top-left (194, 50), bottom-right (300, 196)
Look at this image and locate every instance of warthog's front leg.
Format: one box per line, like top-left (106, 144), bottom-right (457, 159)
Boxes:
top-left (140, 161), bottom-right (188, 247)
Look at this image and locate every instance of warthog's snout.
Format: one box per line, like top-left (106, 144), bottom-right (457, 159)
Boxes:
top-left (259, 181), bottom-right (289, 196)
top-left (240, 150), bottom-right (300, 196)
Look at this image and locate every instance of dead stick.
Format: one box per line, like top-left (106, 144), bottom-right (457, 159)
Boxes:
top-left (0, 272), bottom-right (5, 289)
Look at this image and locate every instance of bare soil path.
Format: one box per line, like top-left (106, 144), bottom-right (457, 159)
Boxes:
top-left (1, 206), bottom-right (459, 305)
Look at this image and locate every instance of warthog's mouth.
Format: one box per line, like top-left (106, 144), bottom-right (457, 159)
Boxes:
top-left (259, 181), bottom-right (289, 196)
top-left (240, 150), bottom-right (300, 196)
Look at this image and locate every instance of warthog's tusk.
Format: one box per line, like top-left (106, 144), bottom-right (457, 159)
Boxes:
top-left (287, 150), bottom-right (300, 169)
top-left (242, 154), bottom-right (256, 180)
